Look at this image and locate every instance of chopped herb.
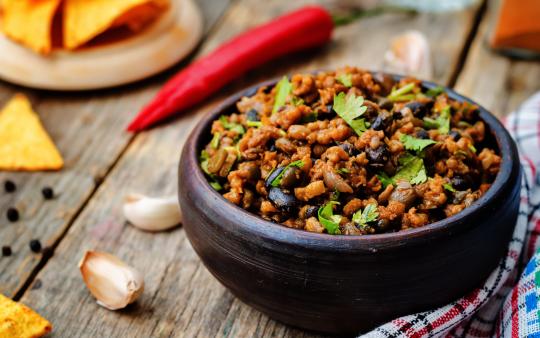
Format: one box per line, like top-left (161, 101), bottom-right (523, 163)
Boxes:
top-left (443, 183), bottom-right (456, 192)
top-left (219, 116), bottom-right (245, 135)
top-left (291, 96), bottom-right (305, 106)
top-left (247, 120), bottom-right (263, 128)
top-left (199, 150), bottom-right (223, 191)
top-left (425, 86), bottom-right (445, 98)
top-left (210, 132), bottom-right (220, 149)
top-left (332, 92), bottom-right (368, 136)
top-left (318, 201), bottom-right (342, 235)
top-left (400, 134), bottom-right (436, 152)
top-left (393, 153), bottom-right (428, 185)
top-left (270, 160), bottom-right (304, 187)
top-left (278, 129), bottom-right (287, 137)
top-left (387, 83), bottom-right (416, 102)
top-left (301, 112), bottom-right (318, 123)
top-left (352, 204), bottom-right (379, 227)
top-left (468, 144), bottom-right (477, 153)
top-left (423, 106), bottom-right (451, 134)
top-left (223, 145), bottom-right (241, 160)
top-left (272, 76), bottom-right (292, 114)
top-left (330, 189), bottom-right (340, 201)
top-left (377, 172), bottom-right (394, 188)
top-left (337, 73), bottom-right (352, 87)
top-left (455, 150), bottom-right (468, 159)
top-left (336, 168), bottom-right (350, 175)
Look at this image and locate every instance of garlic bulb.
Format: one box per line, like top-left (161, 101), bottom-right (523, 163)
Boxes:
top-left (123, 194), bottom-right (182, 232)
top-left (383, 30), bottom-right (433, 80)
top-left (79, 251), bottom-right (144, 310)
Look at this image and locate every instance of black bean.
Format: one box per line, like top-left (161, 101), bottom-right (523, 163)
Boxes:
top-left (280, 167), bottom-right (302, 189)
top-left (29, 240), bottom-right (42, 253)
top-left (339, 143), bottom-right (359, 156)
top-left (2, 246), bottom-right (12, 257)
top-left (416, 129), bottom-right (429, 139)
top-left (449, 130), bottom-right (461, 141)
top-left (267, 139), bottom-right (277, 152)
top-left (265, 166), bottom-right (285, 188)
top-left (376, 219), bottom-right (391, 232)
top-left (246, 109), bottom-right (260, 121)
top-left (268, 187), bottom-right (300, 213)
top-left (4, 180), bottom-right (16, 193)
top-left (42, 187), bottom-right (54, 199)
top-left (378, 98), bottom-right (394, 111)
top-left (451, 176), bottom-right (470, 190)
top-left (371, 113), bottom-right (392, 131)
top-left (326, 104), bottom-right (334, 113)
top-left (404, 101), bottom-right (433, 118)
top-left (366, 145), bottom-right (389, 167)
top-left (6, 208), bottom-right (19, 222)
top-left (373, 72), bottom-right (395, 95)
top-left (305, 206), bottom-right (319, 219)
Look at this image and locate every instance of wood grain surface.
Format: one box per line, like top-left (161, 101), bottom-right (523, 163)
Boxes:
top-left (0, 0), bottom-right (230, 299)
top-left (11, 0), bottom-right (500, 337)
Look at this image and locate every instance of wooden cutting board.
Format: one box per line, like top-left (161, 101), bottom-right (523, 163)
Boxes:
top-left (0, 0), bottom-right (203, 90)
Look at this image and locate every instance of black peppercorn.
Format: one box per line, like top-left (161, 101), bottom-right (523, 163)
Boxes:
top-left (41, 187), bottom-right (54, 200)
top-left (6, 208), bottom-right (19, 222)
top-left (4, 180), bottom-right (16, 193)
top-left (29, 240), bottom-right (42, 253)
top-left (2, 246), bottom-right (12, 257)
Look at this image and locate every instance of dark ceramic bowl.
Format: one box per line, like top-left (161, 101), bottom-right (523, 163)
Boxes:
top-left (178, 74), bottom-right (521, 335)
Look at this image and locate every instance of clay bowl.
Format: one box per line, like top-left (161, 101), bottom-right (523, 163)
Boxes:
top-left (178, 74), bottom-right (521, 335)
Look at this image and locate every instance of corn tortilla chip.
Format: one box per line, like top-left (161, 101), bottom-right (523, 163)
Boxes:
top-left (1, 0), bottom-right (62, 54)
top-left (0, 294), bottom-right (52, 338)
top-left (0, 94), bottom-right (63, 171)
top-left (63, 0), bottom-right (169, 50)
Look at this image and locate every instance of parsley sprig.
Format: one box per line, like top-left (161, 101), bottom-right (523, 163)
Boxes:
top-left (393, 153), bottom-right (428, 185)
top-left (352, 204), bottom-right (378, 227)
top-left (318, 201), bottom-right (342, 235)
top-left (400, 134), bottom-right (436, 152)
top-left (332, 92), bottom-right (368, 136)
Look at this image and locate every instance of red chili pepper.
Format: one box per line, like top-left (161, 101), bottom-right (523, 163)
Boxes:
top-left (127, 5), bottom-right (334, 132)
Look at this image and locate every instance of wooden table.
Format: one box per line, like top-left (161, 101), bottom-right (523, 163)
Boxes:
top-left (0, 0), bottom-right (538, 337)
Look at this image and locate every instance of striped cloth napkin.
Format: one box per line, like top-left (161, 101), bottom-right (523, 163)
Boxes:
top-left (363, 92), bottom-right (540, 338)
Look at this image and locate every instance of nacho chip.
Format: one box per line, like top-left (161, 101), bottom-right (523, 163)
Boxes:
top-left (1, 0), bottom-right (62, 54)
top-left (0, 94), bottom-right (63, 171)
top-left (63, 0), bottom-right (169, 50)
top-left (0, 294), bottom-right (52, 338)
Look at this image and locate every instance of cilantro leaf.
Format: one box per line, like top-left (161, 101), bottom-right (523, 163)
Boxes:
top-left (425, 86), bottom-right (445, 98)
top-left (337, 73), bottom-right (353, 87)
top-left (468, 144), bottom-right (477, 153)
top-left (318, 201), bottom-right (342, 235)
top-left (273, 76), bottom-right (292, 114)
top-left (247, 120), bottom-right (263, 128)
top-left (219, 115), bottom-right (245, 135)
top-left (352, 204), bottom-right (379, 227)
top-left (443, 183), bottom-right (456, 192)
top-left (210, 132), bottom-right (220, 149)
top-left (270, 160), bottom-right (304, 187)
top-left (423, 106), bottom-right (450, 134)
top-left (332, 92), bottom-right (368, 136)
top-left (400, 134), bottom-right (436, 152)
top-left (387, 83), bottom-right (416, 102)
top-left (377, 172), bottom-right (394, 188)
top-left (393, 153), bottom-right (428, 185)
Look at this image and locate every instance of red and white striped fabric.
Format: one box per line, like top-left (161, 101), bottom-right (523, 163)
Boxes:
top-left (362, 92), bottom-right (540, 338)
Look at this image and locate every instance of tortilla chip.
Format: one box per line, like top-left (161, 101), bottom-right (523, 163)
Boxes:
top-left (63, 0), bottom-right (169, 50)
top-left (0, 294), bottom-right (52, 338)
top-left (0, 94), bottom-right (63, 171)
top-left (1, 0), bottom-right (62, 54)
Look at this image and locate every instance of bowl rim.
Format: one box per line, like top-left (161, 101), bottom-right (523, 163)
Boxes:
top-left (181, 71), bottom-right (520, 251)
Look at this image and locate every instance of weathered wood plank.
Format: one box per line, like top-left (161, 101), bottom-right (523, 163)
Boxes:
top-left (454, 0), bottom-right (540, 117)
top-left (0, 0), bottom-right (232, 298)
top-left (19, 0), bottom-right (482, 337)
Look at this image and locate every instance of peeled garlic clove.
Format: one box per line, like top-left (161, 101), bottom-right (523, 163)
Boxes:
top-left (123, 194), bottom-right (181, 232)
top-left (383, 30), bottom-right (433, 80)
top-left (79, 251), bottom-right (144, 310)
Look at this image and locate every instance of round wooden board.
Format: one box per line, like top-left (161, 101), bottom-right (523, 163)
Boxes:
top-left (0, 0), bottom-right (203, 90)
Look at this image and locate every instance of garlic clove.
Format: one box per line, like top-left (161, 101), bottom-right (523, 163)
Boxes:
top-left (383, 30), bottom-right (433, 80)
top-left (123, 194), bottom-right (182, 232)
top-left (79, 251), bottom-right (144, 310)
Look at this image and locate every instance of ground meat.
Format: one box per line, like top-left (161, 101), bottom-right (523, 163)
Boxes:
top-left (200, 67), bottom-right (501, 235)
